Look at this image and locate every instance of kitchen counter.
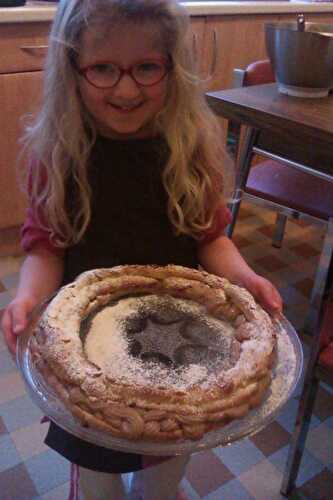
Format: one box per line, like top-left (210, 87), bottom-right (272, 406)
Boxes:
top-left (1, 1), bottom-right (333, 23)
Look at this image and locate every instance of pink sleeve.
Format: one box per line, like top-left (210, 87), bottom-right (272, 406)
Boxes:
top-left (197, 204), bottom-right (232, 246)
top-left (20, 161), bottom-right (63, 257)
top-left (21, 207), bottom-right (63, 256)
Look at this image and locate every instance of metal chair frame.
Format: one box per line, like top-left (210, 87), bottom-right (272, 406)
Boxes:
top-left (227, 68), bottom-right (333, 336)
top-left (281, 290), bottom-right (333, 496)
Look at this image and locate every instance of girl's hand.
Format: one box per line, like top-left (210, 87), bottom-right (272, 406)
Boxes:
top-left (244, 273), bottom-right (283, 316)
top-left (1, 297), bottom-right (37, 356)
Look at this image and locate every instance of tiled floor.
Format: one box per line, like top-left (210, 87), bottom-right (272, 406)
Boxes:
top-left (0, 203), bottom-right (333, 499)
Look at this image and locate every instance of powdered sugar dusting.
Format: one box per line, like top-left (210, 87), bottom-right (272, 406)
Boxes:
top-left (261, 322), bottom-right (298, 417)
top-left (84, 295), bottom-right (236, 391)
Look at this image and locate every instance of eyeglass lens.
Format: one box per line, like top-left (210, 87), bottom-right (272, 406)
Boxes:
top-left (85, 61), bottom-right (167, 88)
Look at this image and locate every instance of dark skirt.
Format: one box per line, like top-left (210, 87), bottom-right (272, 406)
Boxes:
top-left (45, 422), bottom-right (143, 473)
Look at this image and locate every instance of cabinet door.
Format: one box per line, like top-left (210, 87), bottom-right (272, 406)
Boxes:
top-left (0, 71), bottom-right (43, 229)
top-left (188, 16), bottom-right (207, 80)
top-left (203, 15), bottom-right (272, 92)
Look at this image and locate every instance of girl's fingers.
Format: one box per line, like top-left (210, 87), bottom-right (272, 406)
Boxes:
top-left (262, 285), bottom-right (283, 314)
top-left (1, 302), bottom-right (31, 355)
top-left (10, 303), bottom-right (29, 334)
top-left (251, 278), bottom-right (283, 315)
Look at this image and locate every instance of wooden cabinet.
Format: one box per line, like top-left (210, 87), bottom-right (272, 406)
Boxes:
top-left (202, 15), bottom-right (269, 91)
top-left (191, 12), bottom-right (333, 92)
top-left (186, 16), bottom-right (207, 79)
top-left (0, 22), bottom-right (49, 231)
top-left (0, 71), bottom-right (43, 228)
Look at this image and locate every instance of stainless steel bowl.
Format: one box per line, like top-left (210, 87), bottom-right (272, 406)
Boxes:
top-left (265, 22), bottom-right (333, 97)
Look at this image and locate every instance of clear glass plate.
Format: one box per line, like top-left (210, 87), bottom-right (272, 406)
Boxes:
top-left (17, 315), bottom-right (303, 456)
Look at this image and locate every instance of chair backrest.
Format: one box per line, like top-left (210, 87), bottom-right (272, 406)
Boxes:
top-left (227, 60), bottom-right (275, 157)
top-left (243, 59), bottom-right (275, 86)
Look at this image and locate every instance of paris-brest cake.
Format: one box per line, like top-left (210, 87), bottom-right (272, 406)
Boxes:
top-left (30, 265), bottom-right (277, 442)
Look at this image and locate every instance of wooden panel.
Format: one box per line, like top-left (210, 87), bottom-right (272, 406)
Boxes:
top-left (0, 71), bottom-right (44, 229)
top-left (0, 23), bottom-right (50, 74)
top-left (188, 16), bottom-right (207, 79)
top-left (203, 15), bottom-right (274, 92)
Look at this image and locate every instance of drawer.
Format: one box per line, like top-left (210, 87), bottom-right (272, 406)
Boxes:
top-left (0, 22), bottom-right (51, 74)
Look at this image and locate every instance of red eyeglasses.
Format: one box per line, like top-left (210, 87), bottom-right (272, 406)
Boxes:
top-left (77, 58), bottom-right (172, 89)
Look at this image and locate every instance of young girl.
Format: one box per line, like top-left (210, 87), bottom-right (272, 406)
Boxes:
top-left (2, 0), bottom-right (282, 499)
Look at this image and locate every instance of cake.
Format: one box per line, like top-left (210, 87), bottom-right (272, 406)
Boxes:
top-left (30, 265), bottom-right (277, 442)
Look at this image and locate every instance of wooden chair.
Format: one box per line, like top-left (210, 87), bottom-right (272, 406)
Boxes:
top-left (226, 59), bottom-right (333, 336)
top-left (281, 292), bottom-right (333, 496)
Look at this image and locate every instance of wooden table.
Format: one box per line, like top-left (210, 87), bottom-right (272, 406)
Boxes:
top-left (207, 83), bottom-right (333, 179)
top-left (207, 81), bottom-right (333, 323)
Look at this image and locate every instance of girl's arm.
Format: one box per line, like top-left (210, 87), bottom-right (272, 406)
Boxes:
top-left (198, 235), bottom-right (282, 314)
top-left (1, 246), bottom-right (64, 354)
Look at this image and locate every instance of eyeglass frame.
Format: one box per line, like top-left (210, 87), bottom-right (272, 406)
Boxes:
top-left (76, 56), bottom-right (172, 89)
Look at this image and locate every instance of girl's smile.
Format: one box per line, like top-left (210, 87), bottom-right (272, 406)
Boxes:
top-left (77, 24), bottom-right (169, 139)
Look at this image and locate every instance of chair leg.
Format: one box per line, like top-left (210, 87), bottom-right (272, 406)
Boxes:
top-left (272, 213), bottom-right (287, 248)
top-left (280, 375), bottom-right (319, 496)
top-left (225, 126), bottom-right (259, 239)
top-left (303, 217), bottom-right (333, 336)
top-left (226, 198), bottom-right (242, 238)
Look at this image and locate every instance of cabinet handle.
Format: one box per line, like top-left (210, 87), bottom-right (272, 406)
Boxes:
top-left (209, 28), bottom-right (218, 78)
top-left (20, 45), bottom-right (48, 52)
top-left (192, 33), bottom-right (197, 61)
top-left (192, 33), bottom-right (198, 71)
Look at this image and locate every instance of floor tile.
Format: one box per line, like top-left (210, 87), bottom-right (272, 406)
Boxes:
top-left (0, 416), bottom-right (8, 436)
top-left (0, 371), bottom-right (26, 405)
top-left (238, 459), bottom-right (283, 500)
top-left (11, 421), bottom-right (49, 461)
top-left (181, 478), bottom-right (201, 500)
top-left (313, 385), bottom-right (333, 421)
top-left (0, 349), bottom-right (17, 376)
top-left (186, 450), bottom-right (234, 497)
top-left (213, 438), bottom-right (265, 476)
top-left (257, 223), bottom-right (276, 239)
top-left (299, 468), bottom-right (333, 500)
top-left (41, 481), bottom-right (70, 500)
top-left (269, 445), bottom-right (325, 487)
top-left (0, 434), bottom-right (22, 472)
top-left (232, 234), bottom-right (253, 249)
top-left (25, 449), bottom-right (70, 495)
top-left (279, 286), bottom-right (309, 308)
top-left (238, 206), bottom-right (256, 219)
top-left (204, 478), bottom-right (255, 500)
top-left (0, 462), bottom-right (38, 500)
top-left (255, 255), bottom-right (287, 272)
top-left (289, 243), bottom-right (322, 259)
top-left (275, 397), bottom-right (320, 434)
top-left (0, 394), bottom-right (43, 432)
top-left (326, 416), bottom-right (333, 430)
top-left (305, 422), bottom-right (333, 465)
top-left (249, 421), bottom-right (291, 457)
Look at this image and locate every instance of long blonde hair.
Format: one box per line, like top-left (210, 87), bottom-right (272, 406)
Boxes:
top-left (24, 0), bottom-right (232, 247)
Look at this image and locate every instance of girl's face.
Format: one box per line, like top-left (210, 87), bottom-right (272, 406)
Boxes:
top-left (77, 23), bottom-right (169, 139)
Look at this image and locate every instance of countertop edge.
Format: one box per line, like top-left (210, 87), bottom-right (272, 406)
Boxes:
top-left (1, 2), bottom-right (333, 23)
